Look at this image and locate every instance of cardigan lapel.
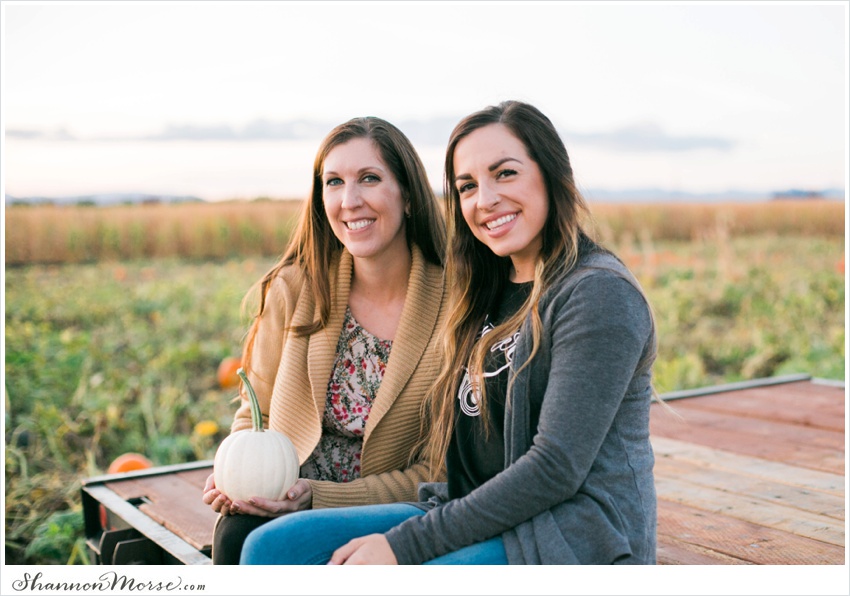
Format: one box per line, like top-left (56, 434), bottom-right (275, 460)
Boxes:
top-left (307, 250), bottom-right (353, 424)
top-left (364, 245), bottom-right (444, 442)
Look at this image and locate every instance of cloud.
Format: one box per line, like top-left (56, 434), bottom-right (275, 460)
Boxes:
top-left (6, 129), bottom-right (42, 139)
top-left (147, 124), bottom-right (238, 141)
top-left (564, 123), bottom-right (735, 152)
top-left (6, 127), bottom-right (77, 141)
top-left (7, 118), bottom-right (734, 153)
top-left (144, 119), bottom-right (334, 141)
top-left (142, 117), bottom-right (460, 145)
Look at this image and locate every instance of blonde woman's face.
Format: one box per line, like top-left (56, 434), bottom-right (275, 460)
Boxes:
top-left (322, 138), bottom-right (408, 263)
top-left (453, 124), bottom-right (548, 282)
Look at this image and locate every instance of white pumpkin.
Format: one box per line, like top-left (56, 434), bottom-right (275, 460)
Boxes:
top-left (213, 368), bottom-right (300, 502)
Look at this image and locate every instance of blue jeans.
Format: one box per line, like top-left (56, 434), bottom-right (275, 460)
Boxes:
top-left (240, 503), bottom-right (508, 565)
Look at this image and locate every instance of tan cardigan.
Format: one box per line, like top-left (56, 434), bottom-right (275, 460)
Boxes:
top-left (231, 244), bottom-right (447, 508)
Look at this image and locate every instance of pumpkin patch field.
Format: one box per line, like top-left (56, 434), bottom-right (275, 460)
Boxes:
top-left (3, 199), bottom-right (846, 564)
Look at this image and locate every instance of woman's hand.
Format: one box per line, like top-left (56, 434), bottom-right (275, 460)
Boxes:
top-left (227, 478), bottom-right (314, 518)
top-left (328, 534), bottom-right (398, 565)
top-left (201, 473), bottom-right (235, 516)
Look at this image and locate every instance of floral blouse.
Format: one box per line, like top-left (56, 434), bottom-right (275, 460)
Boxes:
top-left (300, 307), bottom-right (392, 483)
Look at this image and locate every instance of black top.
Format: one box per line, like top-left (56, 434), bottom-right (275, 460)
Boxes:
top-left (446, 280), bottom-right (533, 499)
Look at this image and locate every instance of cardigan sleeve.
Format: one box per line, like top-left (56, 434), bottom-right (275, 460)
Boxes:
top-left (385, 271), bottom-right (654, 564)
top-left (231, 273), bottom-right (295, 433)
top-left (308, 453), bottom-right (445, 508)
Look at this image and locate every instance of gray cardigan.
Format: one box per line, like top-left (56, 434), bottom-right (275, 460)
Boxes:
top-left (385, 252), bottom-right (657, 564)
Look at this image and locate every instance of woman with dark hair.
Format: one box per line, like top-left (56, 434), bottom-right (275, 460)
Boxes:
top-left (240, 100), bottom-right (658, 565)
top-left (203, 117), bottom-right (448, 564)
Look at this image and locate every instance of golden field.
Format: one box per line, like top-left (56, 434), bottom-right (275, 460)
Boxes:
top-left (4, 198), bottom-right (845, 265)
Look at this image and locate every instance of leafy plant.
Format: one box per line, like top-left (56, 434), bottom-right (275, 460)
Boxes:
top-left (24, 509), bottom-right (88, 565)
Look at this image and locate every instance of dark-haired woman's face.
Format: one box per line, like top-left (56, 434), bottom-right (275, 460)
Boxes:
top-left (453, 124), bottom-right (548, 282)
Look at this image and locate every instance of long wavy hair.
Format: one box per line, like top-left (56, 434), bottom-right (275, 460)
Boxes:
top-left (242, 117), bottom-right (446, 370)
top-left (424, 100), bottom-right (654, 477)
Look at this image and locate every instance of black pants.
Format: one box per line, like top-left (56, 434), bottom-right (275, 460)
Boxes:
top-left (212, 514), bottom-right (272, 565)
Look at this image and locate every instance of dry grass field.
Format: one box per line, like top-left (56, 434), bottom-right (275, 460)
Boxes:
top-left (5, 198), bottom-right (845, 265)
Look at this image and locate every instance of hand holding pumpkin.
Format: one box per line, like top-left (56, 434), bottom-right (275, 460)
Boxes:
top-left (210, 369), bottom-right (301, 514)
top-left (203, 473), bottom-right (313, 517)
top-left (202, 472), bottom-right (236, 516)
top-left (227, 479), bottom-right (313, 518)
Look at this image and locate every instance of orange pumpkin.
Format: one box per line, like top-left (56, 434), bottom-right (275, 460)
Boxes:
top-left (107, 452), bottom-right (153, 474)
top-left (100, 453), bottom-right (154, 528)
top-left (217, 356), bottom-right (242, 389)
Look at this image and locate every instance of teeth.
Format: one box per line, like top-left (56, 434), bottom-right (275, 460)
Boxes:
top-left (485, 214), bottom-right (517, 230)
top-left (346, 219), bottom-right (374, 230)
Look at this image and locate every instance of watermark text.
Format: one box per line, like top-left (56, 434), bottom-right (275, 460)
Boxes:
top-left (11, 571), bottom-right (205, 593)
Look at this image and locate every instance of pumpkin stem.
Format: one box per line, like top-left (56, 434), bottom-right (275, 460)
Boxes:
top-left (237, 368), bottom-right (264, 432)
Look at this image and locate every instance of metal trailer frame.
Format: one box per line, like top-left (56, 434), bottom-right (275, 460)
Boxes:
top-left (81, 460), bottom-right (213, 565)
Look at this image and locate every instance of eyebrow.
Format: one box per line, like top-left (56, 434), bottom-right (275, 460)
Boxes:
top-left (454, 157), bottom-right (522, 183)
top-left (489, 157), bottom-right (521, 171)
top-left (323, 165), bottom-right (386, 179)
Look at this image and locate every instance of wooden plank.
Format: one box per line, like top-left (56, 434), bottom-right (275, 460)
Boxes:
top-left (657, 535), bottom-right (752, 565)
top-left (657, 500), bottom-right (845, 565)
top-left (664, 382), bottom-right (845, 432)
top-left (106, 467), bottom-right (217, 552)
top-left (654, 404), bottom-right (845, 450)
top-left (652, 436), bottom-right (845, 496)
top-left (655, 476), bottom-right (845, 547)
top-left (139, 502), bottom-right (216, 551)
top-left (132, 474), bottom-right (216, 551)
top-left (82, 485), bottom-right (211, 565)
top-left (105, 477), bottom-right (152, 501)
top-left (176, 467), bottom-right (213, 489)
top-left (654, 456), bottom-right (845, 520)
top-left (105, 466), bottom-right (212, 500)
top-left (651, 410), bottom-right (845, 475)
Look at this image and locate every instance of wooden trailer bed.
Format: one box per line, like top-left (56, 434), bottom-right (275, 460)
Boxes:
top-left (81, 374), bottom-right (846, 565)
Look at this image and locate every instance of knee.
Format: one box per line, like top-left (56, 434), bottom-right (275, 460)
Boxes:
top-left (239, 515), bottom-right (314, 565)
top-left (213, 514), bottom-right (268, 565)
top-left (240, 520), bottom-right (282, 564)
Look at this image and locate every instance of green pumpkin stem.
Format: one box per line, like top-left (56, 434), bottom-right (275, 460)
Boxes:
top-left (237, 368), bottom-right (264, 432)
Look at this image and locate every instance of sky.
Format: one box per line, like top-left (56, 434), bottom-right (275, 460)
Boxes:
top-left (2, 1), bottom-right (848, 202)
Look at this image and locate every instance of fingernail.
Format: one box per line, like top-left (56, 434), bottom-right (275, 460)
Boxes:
top-left (231, 503), bottom-right (240, 512)
top-left (288, 492), bottom-right (296, 499)
top-left (326, 561), bottom-right (338, 565)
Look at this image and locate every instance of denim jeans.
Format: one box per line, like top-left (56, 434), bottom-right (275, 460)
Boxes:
top-left (239, 503), bottom-right (508, 565)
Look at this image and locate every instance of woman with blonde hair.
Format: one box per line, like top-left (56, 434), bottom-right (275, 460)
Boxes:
top-left (203, 116), bottom-right (447, 564)
top-left (240, 100), bottom-right (658, 565)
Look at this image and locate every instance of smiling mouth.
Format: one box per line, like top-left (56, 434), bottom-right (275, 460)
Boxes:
top-left (346, 219), bottom-right (375, 231)
top-left (485, 213), bottom-right (517, 230)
